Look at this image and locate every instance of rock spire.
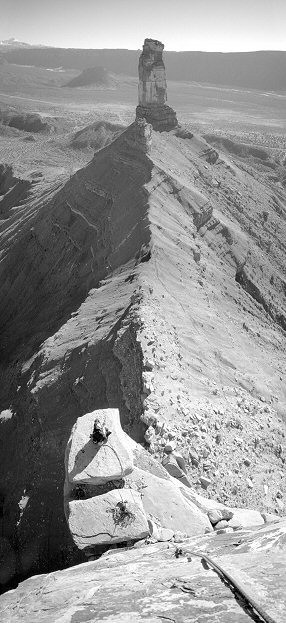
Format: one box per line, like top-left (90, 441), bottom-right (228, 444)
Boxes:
top-left (136, 38), bottom-right (178, 132)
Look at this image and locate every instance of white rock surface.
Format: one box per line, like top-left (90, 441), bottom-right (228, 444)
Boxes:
top-left (66, 409), bottom-right (134, 484)
top-left (228, 508), bottom-right (264, 529)
top-left (69, 488), bottom-right (149, 549)
top-left (126, 466), bottom-right (212, 535)
top-left (158, 527), bottom-right (174, 541)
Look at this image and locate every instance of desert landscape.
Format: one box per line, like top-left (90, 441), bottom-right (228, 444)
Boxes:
top-left (0, 29), bottom-right (286, 623)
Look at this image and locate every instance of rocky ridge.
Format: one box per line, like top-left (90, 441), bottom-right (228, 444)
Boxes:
top-left (0, 42), bottom-right (286, 592)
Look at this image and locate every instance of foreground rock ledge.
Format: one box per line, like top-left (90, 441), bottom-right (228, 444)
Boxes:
top-left (1, 520), bottom-right (285, 623)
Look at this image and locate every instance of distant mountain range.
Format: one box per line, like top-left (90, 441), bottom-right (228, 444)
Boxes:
top-left (0, 38), bottom-right (32, 48)
top-left (1, 43), bottom-right (286, 90)
top-left (0, 37), bottom-right (50, 49)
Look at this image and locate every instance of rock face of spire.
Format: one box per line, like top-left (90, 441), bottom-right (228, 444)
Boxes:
top-left (136, 38), bottom-right (178, 131)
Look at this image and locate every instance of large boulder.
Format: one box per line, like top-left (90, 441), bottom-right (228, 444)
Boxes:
top-left (162, 453), bottom-right (192, 488)
top-left (228, 508), bottom-right (264, 529)
top-left (69, 488), bottom-right (149, 549)
top-left (126, 466), bottom-right (212, 536)
top-left (65, 409), bottom-right (134, 485)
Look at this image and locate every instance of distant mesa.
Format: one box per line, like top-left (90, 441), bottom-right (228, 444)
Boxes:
top-left (136, 38), bottom-right (178, 132)
top-left (63, 65), bottom-right (115, 88)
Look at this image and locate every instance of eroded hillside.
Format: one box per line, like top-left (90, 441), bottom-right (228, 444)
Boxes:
top-left (0, 121), bottom-right (286, 590)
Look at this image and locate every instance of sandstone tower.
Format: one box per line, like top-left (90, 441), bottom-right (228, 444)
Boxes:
top-left (136, 38), bottom-right (178, 131)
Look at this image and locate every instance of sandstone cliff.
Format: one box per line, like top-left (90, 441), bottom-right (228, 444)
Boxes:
top-left (136, 38), bottom-right (178, 131)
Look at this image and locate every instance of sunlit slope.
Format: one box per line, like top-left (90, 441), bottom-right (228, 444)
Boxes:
top-left (140, 130), bottom-right (286, 411)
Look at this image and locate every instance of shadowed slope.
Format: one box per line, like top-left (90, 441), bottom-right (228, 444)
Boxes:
top-left (0, 123), bottom-right (153, 588)
top-left (0, 124), bottom-right (151, 362)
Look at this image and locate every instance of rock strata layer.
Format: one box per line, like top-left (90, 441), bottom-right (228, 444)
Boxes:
top-left (136, 38), bottom-right (178, 131)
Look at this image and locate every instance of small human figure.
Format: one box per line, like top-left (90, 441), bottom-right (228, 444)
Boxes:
top-left (90, 418), bottom-right (111, 445)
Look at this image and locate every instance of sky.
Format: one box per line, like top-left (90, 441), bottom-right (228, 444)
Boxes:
top-left (1, 0), bottom-right (286, 52)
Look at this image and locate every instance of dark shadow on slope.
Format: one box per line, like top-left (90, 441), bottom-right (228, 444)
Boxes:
top-left (0, 106), bottom-right (48, 133)
top-left (63, 65), bottom-right (115, 89)
top-left (0, 125), bottom-right (152, 591)
top-left (0, 179), bottom-right (32, 219)
top-left (0, 125), bottom-right (153, 363)
top-left (204, 134), bottom-right (270, 162)
top-left (235, 267), bottom-right (286, 333)
top-left (0, 294), bottom-right (145, 592)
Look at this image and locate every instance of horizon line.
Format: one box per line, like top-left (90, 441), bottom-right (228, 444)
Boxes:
top-left (1, 42), bottom-right (286, 54)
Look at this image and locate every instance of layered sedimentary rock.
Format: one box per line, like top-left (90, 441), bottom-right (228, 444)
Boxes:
top-left (136, 38), bottom-right (178, 131)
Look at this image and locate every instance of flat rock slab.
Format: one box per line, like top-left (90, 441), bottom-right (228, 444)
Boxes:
top-left (133, 443), bottom-right (170, 480)
top-left (69, 488), bottom-right (149, 549)
top-left (66, 409), bottom-right (133, 484)
top-left (126, 466), bottom-right (212, 535)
